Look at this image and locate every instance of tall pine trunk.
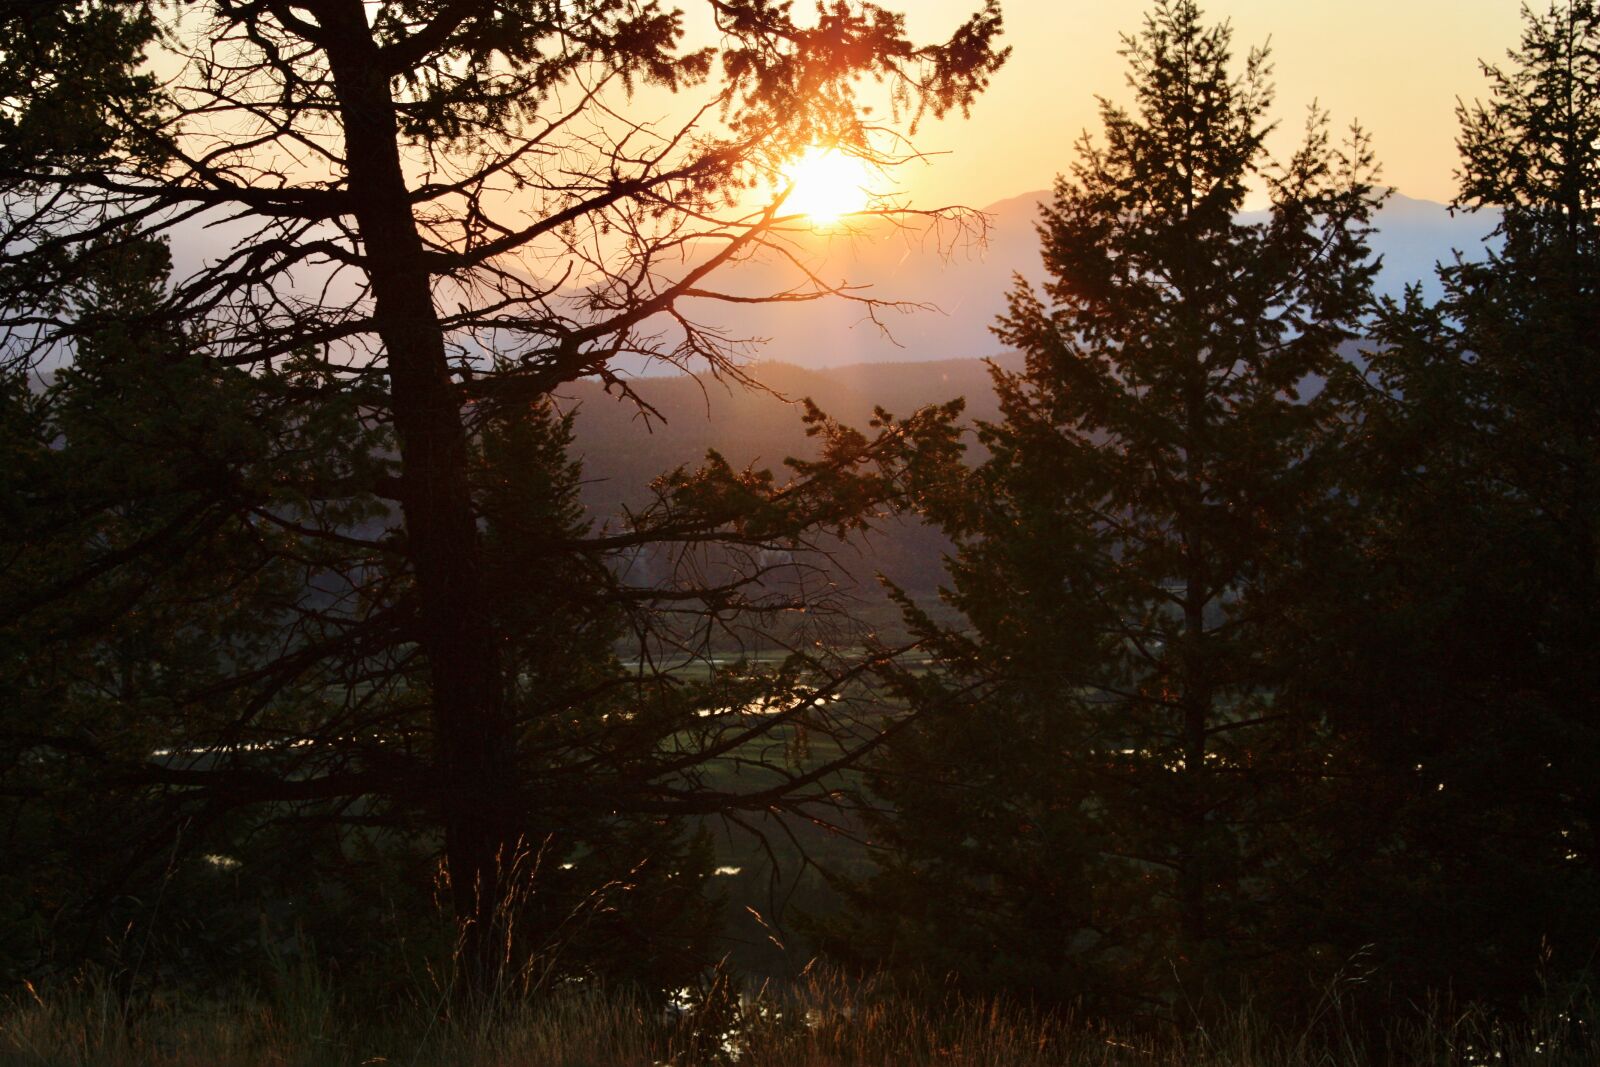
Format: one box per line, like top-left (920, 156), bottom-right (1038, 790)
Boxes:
top-left (322, 1), bottom-right (518, 985)
top-left (1178, 371), bottom-right (1211, 954)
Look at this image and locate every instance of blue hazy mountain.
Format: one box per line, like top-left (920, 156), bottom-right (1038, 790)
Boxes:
top-left (679, 189), bottom-right (1494, 370)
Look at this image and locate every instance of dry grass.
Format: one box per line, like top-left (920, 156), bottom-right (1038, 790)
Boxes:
top-left (1, 965), bottom-right (1594, 1067)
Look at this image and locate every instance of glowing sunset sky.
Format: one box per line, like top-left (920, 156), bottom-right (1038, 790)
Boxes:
top-left (890, 0), bottom-right (1527, 209)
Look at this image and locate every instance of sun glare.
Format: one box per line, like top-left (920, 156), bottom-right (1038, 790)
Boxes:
top-left (781, 147), bottom-right (873, 225)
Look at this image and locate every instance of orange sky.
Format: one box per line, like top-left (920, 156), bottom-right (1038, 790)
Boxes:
top-left (885, 0), bottom-right (1528, 209)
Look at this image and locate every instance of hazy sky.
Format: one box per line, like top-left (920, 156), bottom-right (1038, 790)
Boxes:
top-left (885, 1), bottom-right (1529, 209)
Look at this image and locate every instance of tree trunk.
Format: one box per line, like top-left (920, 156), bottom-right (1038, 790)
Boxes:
top-left (1178, 373), bottom-right (1211, 956)
top-left (320, 1), bottom-right (519, 985)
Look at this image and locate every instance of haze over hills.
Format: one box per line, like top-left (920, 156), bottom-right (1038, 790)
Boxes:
top-left (556, 183), bottom-right (1476, 535)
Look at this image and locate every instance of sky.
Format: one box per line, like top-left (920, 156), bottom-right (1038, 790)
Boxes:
top-left (879, 0), bottom-right (1529, 210)
top-left (155, 2), bottom-right (1531, 218)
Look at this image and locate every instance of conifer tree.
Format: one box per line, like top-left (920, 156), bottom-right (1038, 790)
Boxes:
top-left (1295, 0), bottom-right (1600, 1003)
top-left (840, 0), bottom-right (1381, 1008)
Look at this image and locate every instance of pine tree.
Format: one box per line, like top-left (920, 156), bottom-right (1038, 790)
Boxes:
top-left (0, 0), bottom-right (1007, 983)
top-left (840, 0), bottom-right (1381, 1009)
top-left (472, 400), bottom-right (724, 991)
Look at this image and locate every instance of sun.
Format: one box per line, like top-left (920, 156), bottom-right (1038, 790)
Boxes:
top-left (781, 147), bottom-right (873, 225)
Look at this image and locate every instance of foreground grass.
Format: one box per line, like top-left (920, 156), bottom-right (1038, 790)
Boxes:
top-left (2, 967), bottom-right (1595, 1067)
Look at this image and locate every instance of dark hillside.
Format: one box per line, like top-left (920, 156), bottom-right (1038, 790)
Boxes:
top-left (557, 356), bottom-right (1021, 602)
top-left (557, 354), bottom-right (1019, 517)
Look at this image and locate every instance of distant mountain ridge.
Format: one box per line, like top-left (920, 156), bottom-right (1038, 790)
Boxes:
top-left (159, 187), bottom-right (1488, 377)
top-left (672, 188), bottom-right (1490, 370)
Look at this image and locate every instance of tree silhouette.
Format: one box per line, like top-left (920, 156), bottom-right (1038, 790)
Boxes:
top-left (839, 0), bottom-right (1381, 1008)
top-left (1297, 0), bottom-right (1600, 1003)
